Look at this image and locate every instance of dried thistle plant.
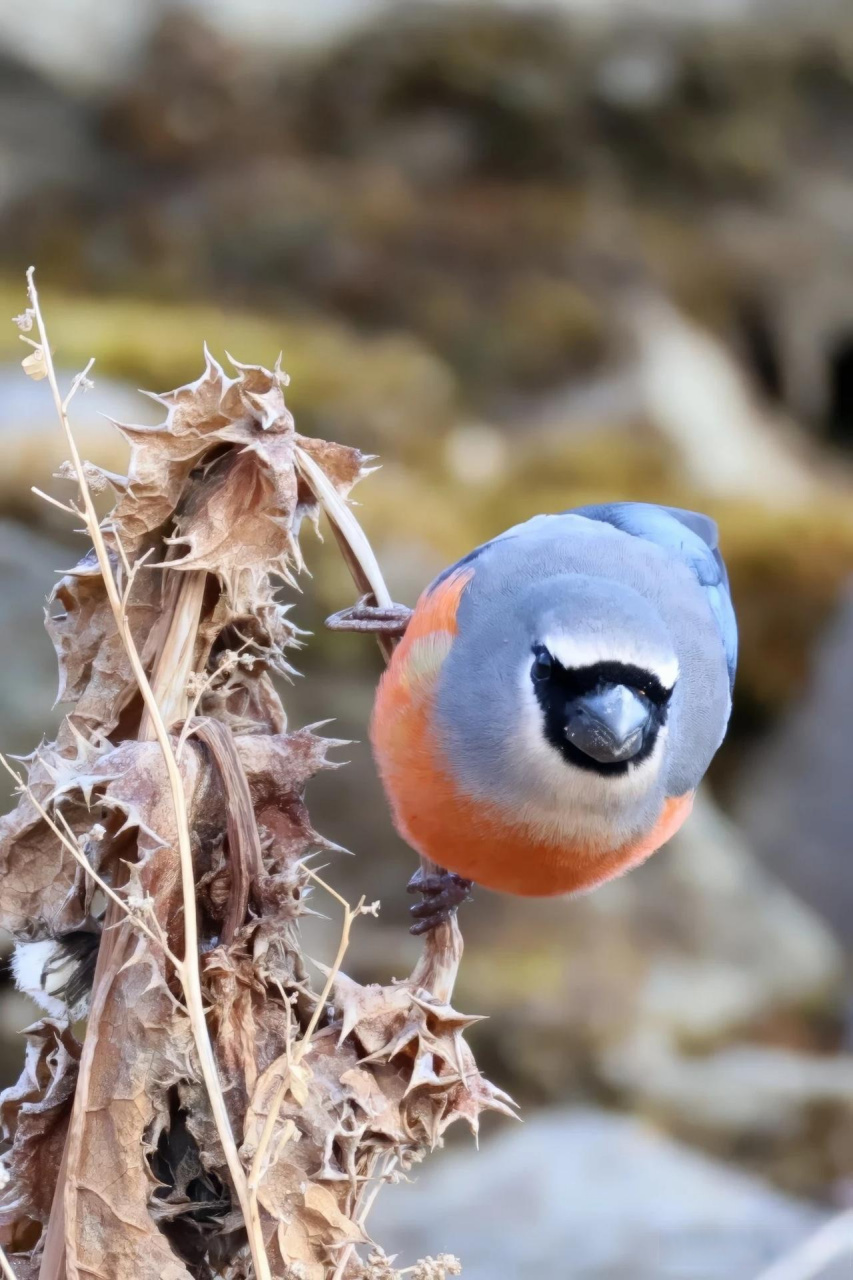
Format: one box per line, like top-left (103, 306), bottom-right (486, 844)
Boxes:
top-left (0, 270), bottom-right (513, 1280)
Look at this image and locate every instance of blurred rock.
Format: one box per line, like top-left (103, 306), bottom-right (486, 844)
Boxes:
top-left (371, 1107), bottom-right (844, 1280)
top-left (602, 1031), bottom-right (853, 1139)
top-left (734, 584), bottom-right (853, 945)
top-left (628, 296), bottom-right (821, 503)
top-left (622, 792), bottom-right (842, 1039)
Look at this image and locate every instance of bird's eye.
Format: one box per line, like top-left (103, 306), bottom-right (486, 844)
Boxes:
top-left (531, 646), bottom-right (552, 682)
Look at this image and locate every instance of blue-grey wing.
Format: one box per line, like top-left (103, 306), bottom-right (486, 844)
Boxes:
top-left (569, 502), bottom-right (738, 692)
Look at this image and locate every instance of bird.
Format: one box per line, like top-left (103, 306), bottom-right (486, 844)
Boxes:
top-left (12, 927), bottom-right (101, 1021)
top-left (358, 503), bottom-right (737, 933)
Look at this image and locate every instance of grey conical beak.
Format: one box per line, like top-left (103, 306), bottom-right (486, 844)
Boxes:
top-left (564, 684), bottom-right (652, 764)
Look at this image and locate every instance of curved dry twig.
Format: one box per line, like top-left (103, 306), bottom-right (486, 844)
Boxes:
top-left (294, 443), bottom-right (465, 1005)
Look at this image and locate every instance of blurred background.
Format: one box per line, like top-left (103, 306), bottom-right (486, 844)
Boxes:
top-left (2, 1), bottom-right (853, 1275)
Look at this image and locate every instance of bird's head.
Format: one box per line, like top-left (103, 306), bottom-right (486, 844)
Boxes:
top-left (521, 576), bottom-right (678, 780)
top-left (437, 574), bottom-right (680, 827)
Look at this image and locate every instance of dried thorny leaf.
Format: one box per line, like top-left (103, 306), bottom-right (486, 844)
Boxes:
top-left (0, 730), bottom-right (215, 943)
top-left (109, 350), bottom-right (367, 581)
top-left (0, 745), bottom-right (109, 937)
top-left (198, 946), bottom-right (290, 1145)
top-left (236, 728), bottom-right (347, 870)
top-left (65, 945), bottom-right (197, 1280)
top-left (0, 1019), bottom-right (81, 1240)
top-left (331, 974), bottom-right (516, 1147)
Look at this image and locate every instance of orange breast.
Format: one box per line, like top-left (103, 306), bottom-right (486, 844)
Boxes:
top-left (370, 571), bottom-right (694, 897)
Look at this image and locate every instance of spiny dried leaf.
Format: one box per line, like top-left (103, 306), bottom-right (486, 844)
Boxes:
top-left (241, 1029), bottom-right (409, 1264)
top-left (109, 351), bottom-right (367, 582)
top-left (293, 433), bottom-right (368, 542)
top-left (45, 545), bottom-right (164, 735)
top-left (0, 1019), bottom-right (81, 1234)
top-left (332, 975), bottom-right (414, 1052)
top-left (165, 438), bottom-right (301, 590)
top-left (353, 1248), bottom-right (462, 1280)
top-left (199, 947), bottom-right (291, 1143)
top-left (0, 731), bottom-right (216, 940)
top-left (64, 945), bottom-right (197, 1280)
top-left (107, 349), bottom-right (238, 549)
top-left (238, 962), bottom-right (510, 1273)
top-left (331, 973), bottom-right (517, 1146)
top-left (235, 728), bottom-right (347, 873)
top-left (294, 436), bottom-right (366, 497)
top-left (196, 572), bottom-right (303, 685)
top-left (0, 748), bottom-right (107, 936)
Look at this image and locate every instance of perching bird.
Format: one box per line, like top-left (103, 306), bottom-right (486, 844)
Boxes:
top-left (347, 503), bottom-right (737, 932)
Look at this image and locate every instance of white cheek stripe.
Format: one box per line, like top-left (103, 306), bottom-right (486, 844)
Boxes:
top-left (540, 632), bottom-right (679, 689)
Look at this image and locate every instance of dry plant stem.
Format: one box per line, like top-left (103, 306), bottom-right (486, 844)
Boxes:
top-left (0, 1242), bottom-right (17, 1280)
top-left (25, 270), bottom-right (272, 1280)
top-left (294, 446), bottom-right (395, 662)
top-left (31, 486), bottom-right (79, 517)
top-left (140, 570), bottom-right (208, 738)
top-left (188, 717), bottom-right (264, 943)
top-left (753, 1209), bottom-right (853, 1280)
top-left (408, 916), bottom-right (463, 1006)
top-left (294, 446), bottom-right (463, 1003)
top-left (36, 1140), bottom-right (68, 1280)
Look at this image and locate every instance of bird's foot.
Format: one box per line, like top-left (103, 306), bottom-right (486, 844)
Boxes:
top-left (407, 868), bottom-right (473, 936)
top-left (325, 595), bottom-right (413, 638)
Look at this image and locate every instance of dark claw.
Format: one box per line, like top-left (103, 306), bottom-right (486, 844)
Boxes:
top-left (325, 595), bottom-right (413, 637)
top-left (406, 871), bottom-right (450, 896)
top-left (409, 889), bottom-right (467, 918)
top-left (407, 868), bottom-right (473, 935)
